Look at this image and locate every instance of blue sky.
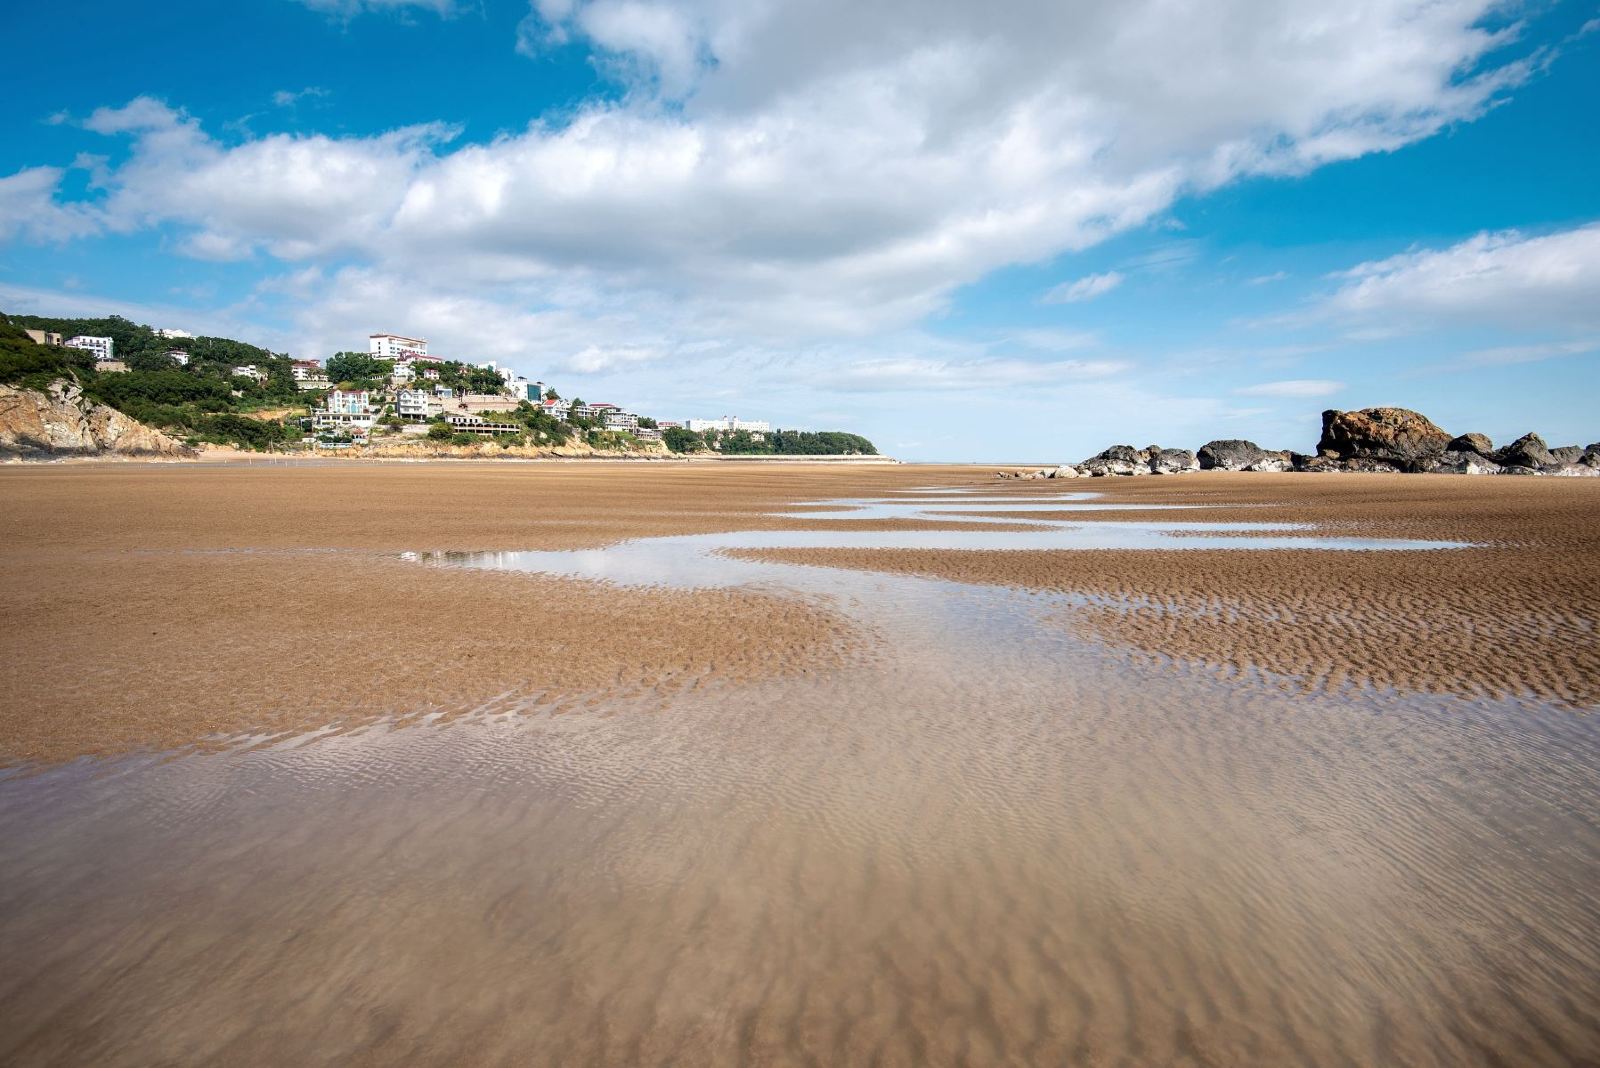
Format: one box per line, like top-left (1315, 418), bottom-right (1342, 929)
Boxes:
top-left (2, 0), bottom-right (1597, 460)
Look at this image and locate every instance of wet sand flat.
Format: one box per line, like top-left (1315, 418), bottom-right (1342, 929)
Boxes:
top-left (742, 472), bottom-right (1600, 705)
top-left (2, 462), bottom-right (1599, 1066)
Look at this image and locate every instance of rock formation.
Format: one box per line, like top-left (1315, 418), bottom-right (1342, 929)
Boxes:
top-left (1494, 433), bottom-right (1554, 469)
top-left (0, 382), bottom-right (191, 459)
top-left (1317, 407), bottom-right (1451, 472)
top-left (1197, 439), bottom-right (1273, 471)
top-left (1447, 433), bottom-right (1494, 456)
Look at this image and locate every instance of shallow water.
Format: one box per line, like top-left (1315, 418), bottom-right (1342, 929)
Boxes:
top-left (2, 487), bottom-right (1596, 1066)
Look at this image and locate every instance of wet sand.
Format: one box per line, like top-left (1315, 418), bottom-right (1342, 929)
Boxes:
top-left (742, 473), bottom-right (1600, 706)
top-left (2, 462), bottom-right (1599, 1066)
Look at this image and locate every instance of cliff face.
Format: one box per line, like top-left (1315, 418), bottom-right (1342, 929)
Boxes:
top-left (0, 381), bottom-right (191, 459)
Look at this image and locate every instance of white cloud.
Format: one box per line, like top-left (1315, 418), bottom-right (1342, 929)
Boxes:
top-left (272, 87), bottom-right (331, 108)
top-left (1457, 338), bottom-right (1599, 367)
top-left (28, 1), bottom-right (1533, 338)
top-left (1234, 378), bottom-right (1344, 398)
top-left (1042, 271), bottom-right (1124, 304)
top-left (1323, 223), bottom-right (1600, 331)
top-left (828, 355), bottom-right (1128, 393)
top-left (0, 167), bottom-right (100, 242)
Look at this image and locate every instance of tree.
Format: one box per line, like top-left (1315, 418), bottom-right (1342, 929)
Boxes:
top-left (427, 422), bottom-right (455, 441)
top-left (325, 351), bottom-right (389, 384)
top-left (663, 426), bottom-right (706, 453)
top-left (636, 416), bottom-right (657, 429)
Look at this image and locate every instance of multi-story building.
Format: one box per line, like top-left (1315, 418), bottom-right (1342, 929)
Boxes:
top-left (396, 389), bottom-right (440, 421)
top-left (390, 358), bottom-right (417, 383)
top-left (314, 390), bottom-right (376, 432)
top-left (233, 364), bottom-right (268, 383)
top-left (633, 427), bottom-right (663, 442)
top-left (601, 410), bottom-right (639, 431)
top-left (686, 416), bottom-right (772, 434)
top-left (510, 377), bottom-right (543, 402)
top-left (291, 360), bottom-right (322, 380)
top-left (66, 335), bottom-right (113, 362)
top-left (445, 413), bottom-right (521, 435)
top-left (420, 366), bottom-right (441, 381)
top-left (369, 333), bottom-right (428, 361)
top-left (166, 350), bottom-right (190, 366)
top-left (540, 397), bottom-right (571, 420)
top-left (24, 329), bottom-right (62, 346)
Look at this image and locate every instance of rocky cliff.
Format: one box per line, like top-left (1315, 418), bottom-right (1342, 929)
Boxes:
top-left (0, 381), bottom-right (191, 459)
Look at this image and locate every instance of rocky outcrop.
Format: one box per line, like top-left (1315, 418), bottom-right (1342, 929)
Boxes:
top-left (1022, 409), bottom-right (1591, 481)
top-left (1428, 450), bottom-right (1503, 475)
top-left (1495, 433), bottom-right (1554, 469)
top-left (1149, 447), bottom-right (1199, 474)
top-left (1079, 445), bottom-right (1146, 477)
top-left (1197, 439), bottom-right (1273, 471)
top-left (0, 382), bottom-right (191, 459)
top-left (1447, 433), bottom-right (1494, 457)
top-left (1317, 407), bottom-right (1451, 472)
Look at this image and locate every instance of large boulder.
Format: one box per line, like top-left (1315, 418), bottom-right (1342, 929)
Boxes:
top-left (1079, 444), bottom-right (1146, 476)
top-left (1581, 446), bottom-right (1600, 469)
top-left (1495, 433), bottom-right (1554, 468)
top-left (1148, 447), bottom-right (1199, 474)
top-left (1447, 433), bottom-right (1494, 457)
top-left (1429, 450), bottom-right (1503, 475)
top-left (1317, 407), bottom-right (1451, 472)
top-left (1197, 439), bottom-right (1271, 471)
top-left (1549, 445), bottom-right (1585, 464)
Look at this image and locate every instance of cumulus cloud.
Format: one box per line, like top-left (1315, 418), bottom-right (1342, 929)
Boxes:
top-left (1234, 379), bottom-right (1344, 398)
top-left (1043, 271), bottom-right (1124, 304)
top-left (1324, 223), bottom-right (1600, 331)
top-left (0, 167), bottom-right (100, 242)
top-left (5, 1), bottom-right (1554, 373)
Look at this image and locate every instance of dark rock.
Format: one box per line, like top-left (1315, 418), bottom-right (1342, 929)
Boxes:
top-left (1197, 439), bottom-right (1271, 471)
top-left (1549, 445), bottom-right (1584, 464)
top-left (1148, 448), bottom-right (1199, 475)
top-left (1317, 407), bottom-right (1451, 472)
top-left (1581, 447), bottom-right (1600, 469)
top-left (1495, 433), bottom-right (1554, 468)
top-left (1429, 450), bottom-right (1503, 475)
top-left (1245, 450), bottom-right (1295, 473)
top-left (1080, 445), bottom-right (1146, 476)
top-left (1447, 433), bottom-right (1494, 457)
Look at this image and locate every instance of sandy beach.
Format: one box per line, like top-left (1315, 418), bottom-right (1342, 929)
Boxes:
top-left (2, 462), bottom-right (1595, 762)
top-left (3, 461), bottom-right (1599, 1066)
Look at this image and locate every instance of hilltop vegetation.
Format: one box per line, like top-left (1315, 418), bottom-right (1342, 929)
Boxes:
top-left (0, 314), bottom-right (299, 449)
top-left (662, 427), bottom-right (877, 455)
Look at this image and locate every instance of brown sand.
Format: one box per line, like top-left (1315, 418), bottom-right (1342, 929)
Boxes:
top-left (0, 461), bottom-right (963, 765)
top-left (3, 464), bottom-right (1597, 765)
top-left (738, 472), bottom-right (1600, 705)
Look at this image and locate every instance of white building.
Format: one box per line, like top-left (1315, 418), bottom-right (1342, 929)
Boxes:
top-left (686, 416), bottom-right (772, 434)
top-left (65, 335), bottom-right (113, 362)
top-left (157, 328), bottom-right (193, 339)
top-left (291, 360), bottom-right (321, 381)
top-left (166, 350), bottom-right (190, 366)
top-left (511, 377), bottom-right (543, 402)
top-left (396, 389), bottom-right (440, 420)
top-left (314, 389), bottom-right (377, 432)
top-left (369, 333), bottom-right (428, 360)
top-left (602, 410), bottom-right (639, 431)
top-left (233, 364), bottom-right (267, 383)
